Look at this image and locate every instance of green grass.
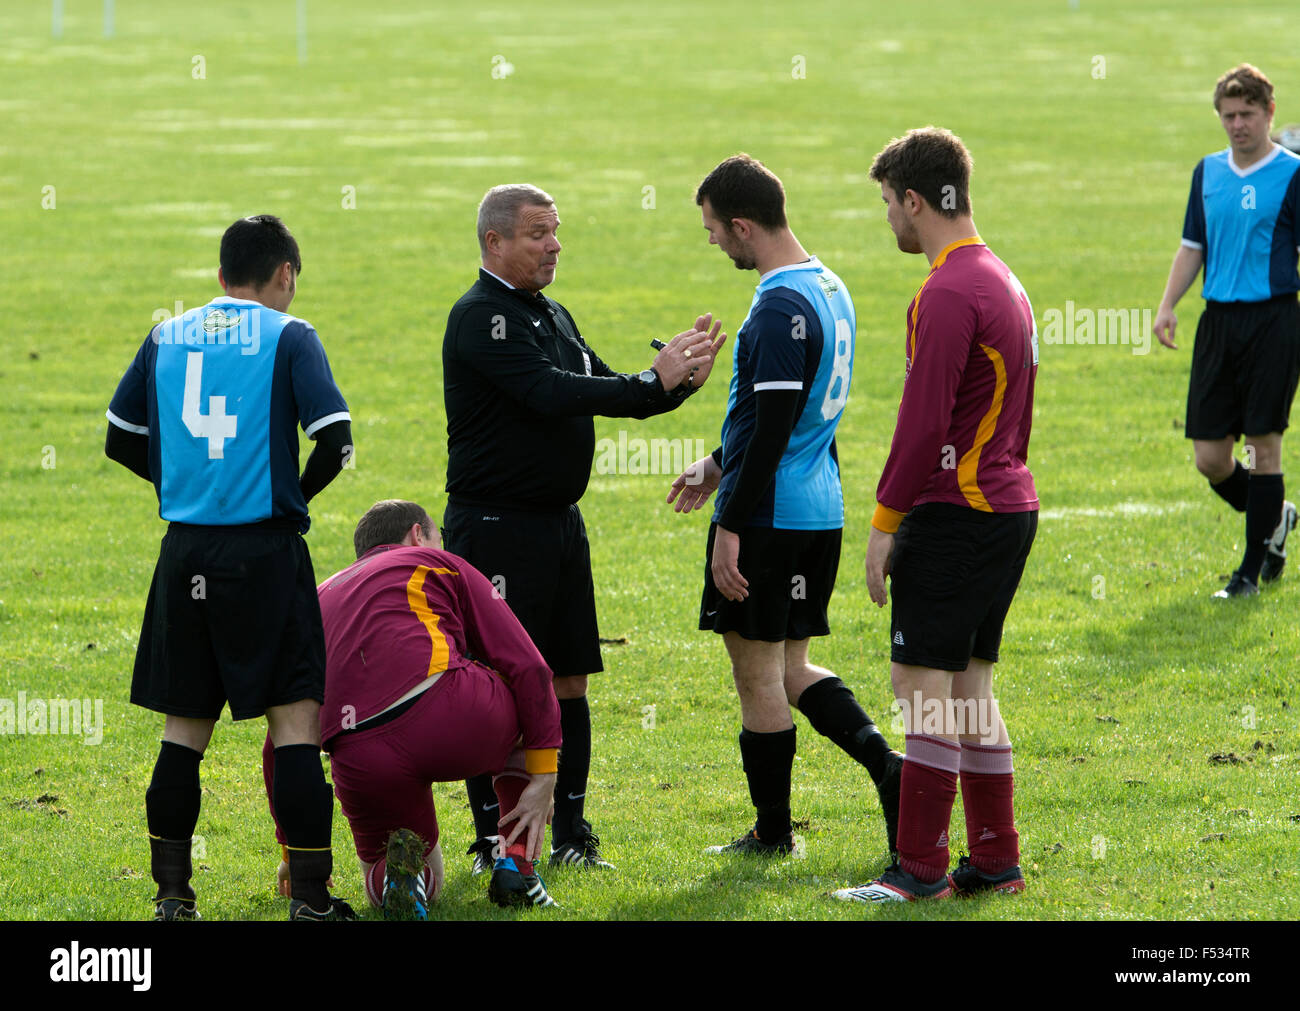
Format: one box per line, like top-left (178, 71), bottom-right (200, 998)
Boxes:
top-left (1, 0), bottom-right (1298, 921)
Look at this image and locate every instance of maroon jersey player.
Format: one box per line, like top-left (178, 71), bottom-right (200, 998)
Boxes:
top-left (265, 500), bottom-right (563, 913)
top-left (838, 128), bottom-right (1039, 903)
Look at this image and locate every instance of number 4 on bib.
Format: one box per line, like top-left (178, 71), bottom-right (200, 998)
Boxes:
top-left (182, 351), bottom-right (237, 458)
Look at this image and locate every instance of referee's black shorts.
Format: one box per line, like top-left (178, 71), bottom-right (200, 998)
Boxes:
top-left (441, 499), bottom-right (602, 679)
top-left (889, 503), bottom-right (1037, 672)
top-left (699, 523), bottom-right (841, 642)
top-left (1186, 293), bottom-right (1300, 440)
top-left (131, 521), bottom-right (326, 721)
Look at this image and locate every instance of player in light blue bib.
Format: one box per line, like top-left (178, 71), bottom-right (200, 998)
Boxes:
top-left (1154, 64), bottom-right (1300, 598)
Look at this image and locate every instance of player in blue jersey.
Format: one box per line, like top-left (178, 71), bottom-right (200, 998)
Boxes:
top-left (105, 214), bottom-right (356, 920)
top-left (667, 154), bottom-right (902, 859)
top-left (1154, 64), bottom-right (1300, 598)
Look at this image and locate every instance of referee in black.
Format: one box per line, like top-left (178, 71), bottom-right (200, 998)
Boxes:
top-left (442, 183), bottom-right (725, 871)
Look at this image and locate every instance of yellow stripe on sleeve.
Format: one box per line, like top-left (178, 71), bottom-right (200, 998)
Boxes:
top-left (524, 748), bottom-right (559, 775)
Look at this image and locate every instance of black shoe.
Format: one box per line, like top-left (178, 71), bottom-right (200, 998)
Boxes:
top-left (876, 750), bottom-right (903, 860)
top-left (488, 857), bottom-right (556, 908)
top-left (947, 854), bottom-right (1026, 896)
top-left (1261, 500), bottom-right (1297, 583)
top-left (289, 895), bottom-right (358, 921)
top-left (704, 826), bottom-right (795, 856)
top-left (1212, 570), bottom-right (1259, 598)
top-left (550, 820), bottom-right (615, 869)
top-left (153, 897), bottom-right (200, 921)
top-left (467, 837), bottom-right (497, 877)
top-left (383, 828), bottom-right (429, 921)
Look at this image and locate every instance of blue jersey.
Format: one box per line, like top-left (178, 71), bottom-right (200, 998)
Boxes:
top-left (1182, 145), bottom-right (1300, 303)
top-left (107, 296), bottom-right (349, 528)
top-left (714, 257), bottom-right (855, 530)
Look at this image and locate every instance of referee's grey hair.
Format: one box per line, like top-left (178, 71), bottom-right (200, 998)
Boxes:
top-left (477, 184), bottom-right (555, 257)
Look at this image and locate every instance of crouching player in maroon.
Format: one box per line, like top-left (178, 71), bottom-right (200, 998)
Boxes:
top-left (264, 499), bottom-right (563, 914)
top-left (836, 128), bottom-right (1039, 903)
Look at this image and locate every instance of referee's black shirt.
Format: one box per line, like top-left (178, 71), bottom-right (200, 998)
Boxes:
top-left (444, 269), bottom-right (686, 509)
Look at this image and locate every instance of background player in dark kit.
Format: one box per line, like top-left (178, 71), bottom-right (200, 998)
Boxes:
top-left (105, 214), bottom-right (354, 920)
top-left (442, 183), bottom-right (725, 870)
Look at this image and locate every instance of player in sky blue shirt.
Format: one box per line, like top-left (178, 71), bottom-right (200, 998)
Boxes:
top-left (713, 258), bottom-right (854, 530)
top-left (1154, 64), bottom-right (1300, 598)
top-left (105, 214), bottom-right (355, 922)
top-left (107, 297), bottom-right (349, 529)
top-left (667, 155), bottom-right (901, 861)
top-left (1180, 145), bottom-right (1300, 303)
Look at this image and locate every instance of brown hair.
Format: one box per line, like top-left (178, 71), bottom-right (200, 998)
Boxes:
top-left (695, 154), bottom-right (787, 231)
top-left (869, 127), bottom-right (972, 219)
top-left (1214, 64), bottom-right (1274, 112)
top-left (353, 500), bottom-right (434, 558)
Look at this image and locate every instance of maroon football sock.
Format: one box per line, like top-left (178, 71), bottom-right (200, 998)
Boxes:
top-left (959, 742), bottom-right (1020, 873)
top-left (897, 734), bottom-right (961, 884)
top-left (493, 772), bottom-right (533, 874)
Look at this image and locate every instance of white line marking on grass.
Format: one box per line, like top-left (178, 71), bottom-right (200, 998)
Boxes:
top-left (395, 155), bottom-right (528, 167)
top-left (115, 202), bottom-right (234, 217)
top-left (1039, 501), bottom-right (1195, 520)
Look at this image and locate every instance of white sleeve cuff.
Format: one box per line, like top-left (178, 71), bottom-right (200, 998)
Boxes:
top-left (1180, 238), bottom-right (1204, 250)
top-left (753, 381), bottom-right (803, 392)
top-left (303, 411), bottom-right (351, 438)
top-left (106, 409), bottom-right (149, 435)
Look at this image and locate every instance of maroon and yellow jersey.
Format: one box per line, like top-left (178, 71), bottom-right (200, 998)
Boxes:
top-left (873, 238), bottom-right (1038, 532)
top-left (317, 544), bottom-right (560, 772)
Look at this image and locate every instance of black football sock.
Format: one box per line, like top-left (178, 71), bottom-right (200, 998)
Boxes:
top-left (465, 774), bottom-right (500, 841)
top-left (1241, 473), bottom-right (1284, 582)
top-left (149, 836), bottom-right (196, 905)
top-left (552, 696), bottom-right (592, 846)
top-left (146, 740), bottom-right (203, 841)
top-left (1211, 461), bottom-right (1250, 512)
top-left (273, 743), bottom-right (333, 911)
top-left (146, 741), bottom-right (203, 904)
top-left (738, 726), bottom-right (796, 842)
top-left (795, 676), bottom-right (893, 784)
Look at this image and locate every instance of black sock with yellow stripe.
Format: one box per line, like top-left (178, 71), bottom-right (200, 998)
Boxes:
top-left (146, 741), bottom-right (203, 907)
top-left (274, 743), bottom-right (333, 910)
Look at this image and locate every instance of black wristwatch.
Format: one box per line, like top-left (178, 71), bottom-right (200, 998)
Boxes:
top-left (636, 368), bottom-right (663, 393)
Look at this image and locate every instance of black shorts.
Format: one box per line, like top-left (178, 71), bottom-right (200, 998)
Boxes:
top-left (1186, 294), bottom-right (1300, 440)
top-left (442, 499), bottom-right (602, 679)
top-left (889, 503), bottom-right (1037, 672)
top-left (131, 522), bottom-right (326, 721)
top-left (699, 523), bottom-right (840, 642)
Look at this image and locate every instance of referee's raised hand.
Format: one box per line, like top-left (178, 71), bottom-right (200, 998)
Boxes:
top-left (651, 320), bottom-right (717, 389)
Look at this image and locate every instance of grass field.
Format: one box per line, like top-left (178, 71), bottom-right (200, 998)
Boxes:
top-left (1, 0), bottom-right (1297, 923)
